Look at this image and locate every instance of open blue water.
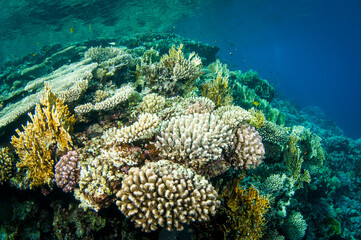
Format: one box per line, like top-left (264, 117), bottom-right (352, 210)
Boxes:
top-left (175, 0), bottom-right (361, 139)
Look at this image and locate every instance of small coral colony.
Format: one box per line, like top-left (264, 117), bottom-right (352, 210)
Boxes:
top-left (0, 34), bottom-right (326, 239)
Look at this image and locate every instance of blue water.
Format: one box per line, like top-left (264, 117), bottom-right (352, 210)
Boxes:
top-left (175, 0), bottom-right (361, 139)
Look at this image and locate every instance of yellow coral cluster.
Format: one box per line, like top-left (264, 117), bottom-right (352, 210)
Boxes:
top-left (284, 134), bottom-right (303, 180)
top-left (201, 70), bottom-right (233, 107)
top-left (214, 178), bottom-right (270, 240)
top-left (227, 185), bottom-right (270, 240)
top-left (283, 133), bottom-right (311, 189)
top-left (249, 108), bottom-right (266, 128)
top-left (11, 84), bottom-right (75, 189)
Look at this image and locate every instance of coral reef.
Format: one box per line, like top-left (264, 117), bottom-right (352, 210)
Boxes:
top-left (0, 33), bottom-right (358, 239)
top-left (11, 84), bottom-right (75, 189)
top-left (116, 160), bottom-right (220, 232)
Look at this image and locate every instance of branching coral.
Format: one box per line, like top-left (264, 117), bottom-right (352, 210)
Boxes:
top-left (116, 160), bottom-right (220, 232)
top-left (213, 105), bottom-right (251, 128)
top-left (74, 85), bottom-right (134, 114)
top-left (136, 44), bottom-right (202, 96)
top-left (230, 123), bottom-right (265, 169)
top-left (283, 212), bottom-right (307, 240)
top-left (248, 108), bottom-right (266, 128)
top-left (155, 113), bottom-right (234, 175)
top-left (103, 113), bottom-right (160, 144)
top-left (138, 93), bottom-right (166, 114)
top-left (284, 134), bottom-right (303, 180)
top-left (224, 184), bottom-right (270, 240)
top-left (11, 84), bottom-right (75, 189)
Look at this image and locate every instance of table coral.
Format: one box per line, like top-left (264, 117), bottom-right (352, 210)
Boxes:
top-left (11, 84), bottom-right (75, 189)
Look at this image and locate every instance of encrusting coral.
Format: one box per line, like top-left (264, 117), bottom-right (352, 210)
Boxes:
top-left (11, 84), bottom-right (75, 189)
top-left (74, 132), bottom-right (146, 211)
top-left (116, 160), bottom-right (220, 232)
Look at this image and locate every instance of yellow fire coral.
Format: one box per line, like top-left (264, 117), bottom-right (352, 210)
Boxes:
top-left (11, 84), bottom-right (75, 189)
top-left (222, 182), bottom-right (270, 240)
top-left (201, 70), bottom-right (233, 107)
top-left (193, 177), bottom-right (270, 240)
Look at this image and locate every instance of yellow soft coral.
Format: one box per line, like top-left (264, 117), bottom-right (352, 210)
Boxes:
top-left (11, 84), bottom-right (75, 189)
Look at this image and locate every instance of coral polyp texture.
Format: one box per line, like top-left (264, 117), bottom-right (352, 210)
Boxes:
top-left (116, 160), bottom-right (220, 232)
top-left (155, 113), bottom-right (234, 174)
top-left (54, 151), bottom-right (80, 193)
top-left (11, 84), bottom-right (75, 189)
top-left (230, 123), bottom-right (265, 169)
